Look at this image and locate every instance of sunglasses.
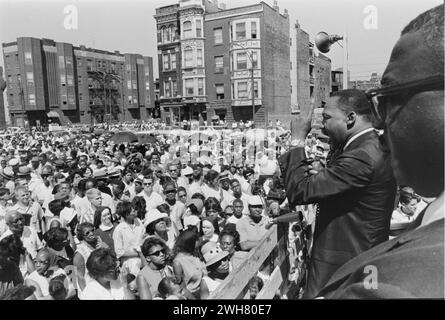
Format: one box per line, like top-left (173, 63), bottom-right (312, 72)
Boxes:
top-left (366, 74), bottom-right (444, 128)
top-left (149, 248), bottom-right (167, 257)
top-left (143, 182), bottom-right (153, 186)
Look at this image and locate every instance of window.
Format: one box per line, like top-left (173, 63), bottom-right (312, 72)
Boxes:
top-left (28, 94), bottom-right (35, 105)
top-left (163, 54), bottom-right (170, 71)
top-left (134, 97), bottom-right (138, 104)
top-left (236, 23), bottom-right (246, 40)
top-left (169, 25), bottom-right (176, 41)
top-left (170, 53), bottom-right (176, 69)
top-left (66, 58), bottom-right (72, 69)
top-left (252, 52), bottom-right (258, 69)
top-left (77, 58), bottom-right (82, 67)
top-left (132, 80), bottom-right (137, 89)
top-left (67, 75), bottom-right (74, 86)
top-left (128, 95), bottom-right (132, 104)
top-left (197, 49), bottom-right (203, 67)
top-left (198, 78), bottom-right (204, 95)
top-left (61, 95), bottom-right (67, 105)
top-left (78, 76), bottom-right (82, 85)
top-left (185, 79), bottom-right (194, 96)
top-left (183, 21), bottom-right (192, 38)
top-left (24, 52), bottom-right (32, 65)
top-left (59, 56), bottom-right (65, 69)
top-left (157, 29), bottom-right (162, 43)
top-left (145, 67), bottom-right (150, 76)
top-left (237, 82), bottom-right (248, 98)
top-left (87, 60), bottom-right (93, 71)
top-left (184, 48), bottom-right (193, 68)
top-left (79, 93), bottom-right (83, 101)
top-left (68, 95), bottom-right (75, 104)
top-left (164, 81), bottom-right (171, 97)
top-left (126, 64), bottom-right (131, 72)
top-left (146, 81), bottom-right (150, 90)
top-left (127, 80), bottom-right (132, 90)
top-left (26, 72), bottom-right (34, 86)
top-left (251, 22), bottom-right (257, 39)
top-left (216, 84), bottom-right (224, 100)
top-left (214, 28), bottom-right (223, 44)
top-left (254, 81), bottom-right (259, 98)
top-left (7, 75), bottom-right (12, 83)
top-left (196, 20), bottom-right (202, 37)
top-left (214, 56), bottom-right (223, 73)
top-left (236, 52), bottom-right (247, 70)
top-left (172, 80), bottom-right (177, 96)
top-left (162, 27), bottom-right (170, 43)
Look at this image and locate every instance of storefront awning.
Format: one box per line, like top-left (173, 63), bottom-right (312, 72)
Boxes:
top-left (47, 111), bottom-right (60, 117)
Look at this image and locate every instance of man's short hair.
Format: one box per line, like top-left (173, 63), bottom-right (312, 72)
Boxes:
top-left (401, 4), bottom-right (444, 69)
top-left (86, 188), bottom-right (101, 199)
top-left (330, 89), bottom-right (372, 120)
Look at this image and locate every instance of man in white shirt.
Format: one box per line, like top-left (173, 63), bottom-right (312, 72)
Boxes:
top-left (78, 188), bottom-right (102, 224)
top-left (137, 175), bottom-right (164, 213)
top-left (11, 186), bottom-right (44, 235)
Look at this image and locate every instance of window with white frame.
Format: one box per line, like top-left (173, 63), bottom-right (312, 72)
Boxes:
top-left (236, 52), bottom-right (247, 70)
top-left (198, 78), bottom-right (204, 95)
top-left (26, 72), bottom-right (34, 86)
top-left (252, 52), bottom-right (258, 69)
top-left (134, 97), bottom-right (138, 104)
top-left (214, 28), bottom-right (223, 44)
top-left (60, 74), bottom-right (66, 86)
top-left (215, 84), bottom-right (224, 100)
top-left (162, 27), bottom-right (170, 43)
top-left (67, 75), bottom-right (74, 86)
top-left (251, 21), bottom-right (257, 39)
top-left (184, 48), bottom-right (193, 68)
top-left (214, 56), bottom-right (223, 73)
top-left (237, 82), bottom-right (248, 98)
top-left (185, 79), bottom-right (194, 96)
top-left (196, 19), bottom-right (202, 37)
top-left (169, 25), bottom-right (176, 41)
top-left (28, 93), bottom-right (35, 105)
top-left (132, 80), bottom-right (137, 89)
top-left (172, 80), bottom-right (177, 96)
top-left (197, 49), bottom-right (203, 67)
top-left (183, 21), bottom-right (192, 38)
top-left (254, 81), bottom-right (259, 98)
top-left (164, 81), bottom-right (171, 97)
top-left (170, 53), bottom-right (176, 69)
top-left (25, 52), bottom-right (32, 65)
top-left (236, 22), bottom-right (246, 40)
top-left (127, 80), bottom-right (132, 90)
top-left (163, 53), bottom-right (170, 70)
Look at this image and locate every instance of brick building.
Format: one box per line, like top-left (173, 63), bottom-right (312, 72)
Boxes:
top-left (290, 20), bottom-right (332, 123)
top-left (0, 66), bottom-right (6, 128)
top-left (2, 37), bottom-right (154, 126)
top-left (155, 0), bottom-right (290, 127)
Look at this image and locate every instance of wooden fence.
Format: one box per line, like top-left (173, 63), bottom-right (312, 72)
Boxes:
top-left (209, 224), bottom-right (296, 299)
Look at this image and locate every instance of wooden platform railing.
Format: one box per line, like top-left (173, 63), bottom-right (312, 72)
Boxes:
top-left (208, 224), bottom-right (292, 299)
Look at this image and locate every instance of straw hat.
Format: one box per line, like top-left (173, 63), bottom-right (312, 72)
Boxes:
top-left (201, 242), bottom-right (229, 267)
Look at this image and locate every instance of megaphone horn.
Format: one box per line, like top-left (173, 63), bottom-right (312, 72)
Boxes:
top-left (315, 32), bottom-right (343, 53)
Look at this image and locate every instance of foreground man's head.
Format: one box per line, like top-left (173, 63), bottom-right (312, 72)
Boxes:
top-left (380, 4), bottom-right (444, 197)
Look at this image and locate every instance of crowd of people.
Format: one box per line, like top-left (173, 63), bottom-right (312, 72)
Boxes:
top-left (0, 118), bottom-right (321, 300)
top-left (0, 4), bottom-right (443, 300)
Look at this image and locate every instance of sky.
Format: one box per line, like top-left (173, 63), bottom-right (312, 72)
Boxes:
top-left (0, 0), bottom-right (442, 112)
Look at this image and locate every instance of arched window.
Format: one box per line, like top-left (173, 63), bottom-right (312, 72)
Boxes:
top-left (183, 21), bottom-right (192, 38)
top-left (162, 26), bottom-right (170, 43)
top-left (169, 25), bottom-right (176, 41)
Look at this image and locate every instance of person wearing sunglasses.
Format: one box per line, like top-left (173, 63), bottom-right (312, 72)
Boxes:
top-left (137, 175), bottom-right (164, 213)
top-left (318, 4), bottom-right (444, 299)
top-left (137, 236), bottom-right (173, 300)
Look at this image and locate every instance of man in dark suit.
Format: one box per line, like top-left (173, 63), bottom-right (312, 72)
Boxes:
top-left (279, 89), bottom-right (397, 298)
top-left (318, 4), bottom-right (444, 298)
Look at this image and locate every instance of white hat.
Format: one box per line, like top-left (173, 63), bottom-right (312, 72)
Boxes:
top-left (201, 242), bottom-right (229, 267)
top-left (144, 209), bottom-right (168, 227)
top-left (8, 158), bottom-right (19, 166)
top-left (247, 195), bottom-right (264, 206)
top-left (211, 164), bottom-right (221, 173)
top-left (182, 166), bottom-right (193, 176)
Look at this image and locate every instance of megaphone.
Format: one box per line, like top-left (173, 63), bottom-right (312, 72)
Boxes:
top-left (315, 32), bottom-right (343, 53)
